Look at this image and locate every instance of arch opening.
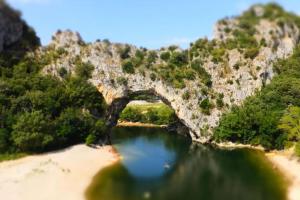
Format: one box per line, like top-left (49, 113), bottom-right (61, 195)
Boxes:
top-left (104, 90), bottom-right (191, 142)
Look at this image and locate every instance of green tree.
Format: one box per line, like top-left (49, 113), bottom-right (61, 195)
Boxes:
top-left (0, 129), bottom-right (9, 152)
top-left (55, 108), bottom-right (92, 145)
top-left (12, 111), bottom-right (53, 152)
top-left (278, 106), bottom-right (300, 142)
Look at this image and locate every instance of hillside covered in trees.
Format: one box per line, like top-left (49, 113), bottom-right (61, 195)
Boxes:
top-left (0, 1), bottom-right (300, 159)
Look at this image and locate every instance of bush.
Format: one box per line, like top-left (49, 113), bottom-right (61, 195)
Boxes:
top-left (199, 98), bottom-right (213, 115)
top-left (122, 60), bottom-right (135, 74)
top-left (118, 45), bottom-right (131, 59)
top-left (216, 94), bottom-right (224, 109)
top-left (169, 51), bottom-right (188, 67)
top-left (58, 67), bottom-right (68, 78)
top-left (146, 51), bottom-right (158, 65)
top-left (116, 77), bottom-right (128, 85)
top-left (160, 51), bottom-right (171, 61)
top-left (54, 108), bottom-right (90, 145)
top-left (150, 73), bottom-right (156, 81)
top-left (191, 60), bottom-right (212, 87)
top-left (75, 61), bottom-right (95, 79)
top-left (0, 129), bottom-right (9, 152)
top-left (278, 106), bottom-right (300, 142)
top-left (86, 134), bottom-right (97, 145)
top-left (12, 111), bottom-right (53, 152)
top-left (245, 47), bottom-right (260, 59)
top-left (211, 48), bottom-right (225, 63)
top-left (182, 91), bottom-right (190, 100)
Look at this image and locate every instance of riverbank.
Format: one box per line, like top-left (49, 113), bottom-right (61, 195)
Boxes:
top-left (266, 149), bottom-right (300, 200)
top-left (0, 144), bottom-right (120, 200)
top-left (215, 142), bottom-right (300, 200)
top-left (117, 121), bottom-right (167, 128)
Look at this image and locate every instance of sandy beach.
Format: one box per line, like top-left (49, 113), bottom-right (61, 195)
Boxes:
top-left (266, 150), bottom-right (300, 200)
top-left (117, 121), bottom-right (167, 128)
top-left (0, 144), bottom-right (119, 200)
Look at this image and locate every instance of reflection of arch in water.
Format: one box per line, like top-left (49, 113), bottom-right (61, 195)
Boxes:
top-left (85, 140), bottom-right (286, 200)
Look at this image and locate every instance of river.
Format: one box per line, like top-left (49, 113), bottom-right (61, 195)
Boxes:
top-left (85, 127), bottom-right (287, 200)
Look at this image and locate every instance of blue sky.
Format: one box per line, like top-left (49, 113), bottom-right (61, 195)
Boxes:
top-left (6, 0), bottom-right (300, 49)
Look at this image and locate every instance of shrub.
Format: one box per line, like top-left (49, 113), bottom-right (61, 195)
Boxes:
top-left (182, 91), bottom-right (190, 100)
top-left (169, 51), bottom-right (188, 67)
top-left (150, 73), bottom-right (156, 81)
top-left (117, 77), bottom-right (128, 85)
top-left (278, 106), bottom-right (300, 142)
top-left (12, 111), bottom-right (53, 152)
top-left (146, 51), bottom-right (158, 65)
top-left (58, 67), bottom-right (68, 78)
top-left (216, 94), bottom-right (224, 109)
top-left (85, 134), bottom-right (97, 145)
top-left (122, 60), bottom-right (135, 74)
top-left (244, 47), bottom-right (260, 59)
top-left (75, 61), bottom-right (95, 79)
top-left (0, 129), bottom-right (9, 152)
top-left (118, 45), bottom-right (131, 59)
top-left (55, 108), bottom-right (90, 145)
top-left (160, 51), bottom-right (171, 61)
top-left (211, 48), bottom-right (225, 63)
top-left (199, 98), bottom-right (213, 115)
top-left (191, 60), bottom-right (212, 87)
top-left (135, 50), bottom-right (145, 60)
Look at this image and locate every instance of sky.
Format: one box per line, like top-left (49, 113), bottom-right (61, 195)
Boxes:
top-left (6, 0), bottom-right (300, 49)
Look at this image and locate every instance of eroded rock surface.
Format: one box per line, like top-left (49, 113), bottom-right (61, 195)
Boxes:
top-left (0, 2), bottom-right (24, 52)
top-left (42, 5), bottom-right (300, 143)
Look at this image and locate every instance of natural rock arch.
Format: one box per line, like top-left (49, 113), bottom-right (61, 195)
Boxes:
top-left (42, 5), bottom-right (300, 143)
top-left (104, 90), bottom-right (191, 138)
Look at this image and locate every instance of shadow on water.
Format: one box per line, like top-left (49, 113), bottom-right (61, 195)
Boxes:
top-left (85, 127), bottom-right (287, 200)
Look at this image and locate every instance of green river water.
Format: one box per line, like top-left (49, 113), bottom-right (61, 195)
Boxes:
top-left (85, 127), bottom-right (287, 200)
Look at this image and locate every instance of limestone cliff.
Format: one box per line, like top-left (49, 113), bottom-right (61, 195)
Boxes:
top-left (41, 4), bottom-right (300, 143)
top-left (0, 1), bottom-right (40, 61)
top-left (0, 1), bottom-right (23, 52)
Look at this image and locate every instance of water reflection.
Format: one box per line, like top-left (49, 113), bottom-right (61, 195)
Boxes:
top-left (85, 127), bottom-right (287, 200)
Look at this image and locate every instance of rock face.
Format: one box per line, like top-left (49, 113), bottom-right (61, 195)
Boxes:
top-left (0, 2), bottom-right (24, 52)
top-left (42, 5), bottom-right (300, 143)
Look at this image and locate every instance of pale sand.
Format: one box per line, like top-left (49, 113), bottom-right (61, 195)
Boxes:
top-left (117, 121), bottom-right (167, 128)
top-left (0, 144), bottom-right (119, 200)
top-left (266, 150), bottom-right (300, 200)
top-left (214, 141), bottom-right (265, 150)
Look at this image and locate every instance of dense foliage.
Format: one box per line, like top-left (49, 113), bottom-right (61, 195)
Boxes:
top-left (119, 103), bottom-right (176, 125)
top-left (214, 46), bottom-right (300, 150)
top-left (0, 35), bottom-right (107, 154)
